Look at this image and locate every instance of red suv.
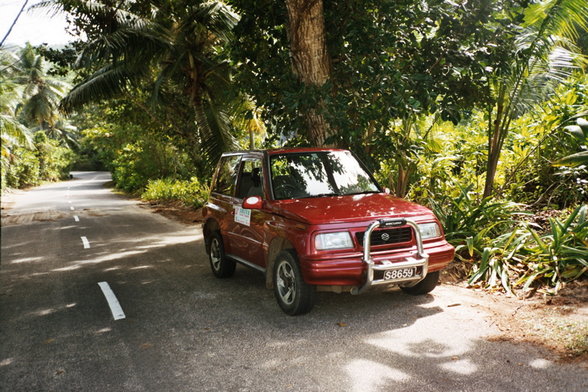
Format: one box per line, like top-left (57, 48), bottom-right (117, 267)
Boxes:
top-left (202, 148), bottom-right (454, 315)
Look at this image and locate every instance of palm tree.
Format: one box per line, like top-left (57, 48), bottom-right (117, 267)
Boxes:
top-left (0, 49), bottom-right (33, 164)
top-left (52, 0), bottom-right (240, 164)
top-left (482, 0), bottom-right (588, 198)
top-left (15, 44), bottom-right (70, 130)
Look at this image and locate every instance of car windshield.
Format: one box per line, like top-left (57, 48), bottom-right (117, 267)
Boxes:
top-left (270, 151), bottom-right (380, 200)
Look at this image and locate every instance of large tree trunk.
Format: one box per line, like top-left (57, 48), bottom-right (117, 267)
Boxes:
top-left (285, 0), bottom-right (333, 146)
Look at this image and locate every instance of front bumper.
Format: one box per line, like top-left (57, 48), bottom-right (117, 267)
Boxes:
top-left (300, 219), bottom-right (455, 290)
top-left (352, 218), bottom-right (428, 294)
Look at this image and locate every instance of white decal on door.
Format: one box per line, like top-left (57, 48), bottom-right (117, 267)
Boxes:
top-left (235, 206), bottom-right (251, 226)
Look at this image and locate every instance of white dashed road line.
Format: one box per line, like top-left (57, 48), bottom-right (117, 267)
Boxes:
top-left (81, 236), bottom-right (90, 249)
top-left (98, 282), bottom-right (126, 320)
top-left (74, 215), bottom-right (79, 222)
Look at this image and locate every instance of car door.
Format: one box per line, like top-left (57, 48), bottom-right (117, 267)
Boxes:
top-left (209, 154), bottom-right (242, 256)
top-left (229, 156), bottom-right (268, 269)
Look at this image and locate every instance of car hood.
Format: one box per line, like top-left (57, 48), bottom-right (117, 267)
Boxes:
top-left (272, 193), bottom-right (434, 225)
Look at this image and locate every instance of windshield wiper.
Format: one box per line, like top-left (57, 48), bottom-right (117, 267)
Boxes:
top-left (344, 190), bottom-right (379, 196)
top-left (308, 193), bottom-right (339, 198)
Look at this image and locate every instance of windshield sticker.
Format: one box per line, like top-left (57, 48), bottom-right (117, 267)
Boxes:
top-left (235, 206), bottom-right (251, 226)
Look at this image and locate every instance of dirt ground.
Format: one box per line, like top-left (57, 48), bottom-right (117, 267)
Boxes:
top-left (3, 189), bottom-right (587, 365)
top-left (441, 272), bottom-right (588, 365)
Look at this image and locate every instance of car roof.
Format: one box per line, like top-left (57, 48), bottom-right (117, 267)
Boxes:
top-left (221, 147), bottom-right (348, 157)
top-left (267, 147), bottom-right (348, 155)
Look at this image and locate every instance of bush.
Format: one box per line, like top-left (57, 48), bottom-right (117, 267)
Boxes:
top-left (141, 177), bottom-right (209, 208)
top-left (3, 148), bottom-right (40, 188)
top-left (469, 205), bottom-right (588, 294)
top-left (428, 184), bottom-right (525, 257)
top-left (111, 137), bottom-right (195, 193)
top-left (34, 131), bottom-right (75, 181)
top-left (1, 131), bottom-right (74, 190)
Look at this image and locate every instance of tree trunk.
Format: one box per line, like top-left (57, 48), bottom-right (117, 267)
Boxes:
top-left (483, 145), bottom-right (500, 198)
top-left (395, 166), bottom-right (411, 198)
top-left (285, 0), bottom-right (332, 146)
top-left (483, 91), bottom-right (507, 199)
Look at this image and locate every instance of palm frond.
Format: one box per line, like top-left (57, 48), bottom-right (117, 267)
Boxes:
top-left (524, 0), bottom-right (588, 39)
top-left (200, 98), bottom-right (237, 165)
top-left (76, 26), bottom-right (170, 68)
top-left (21, 93), bottom-right (57, 126)
top-left (184, 1), bottom-right (240, 43)
top-left (151, 53), bottom-right (186, 106)
top-left (32, 0), bottom-right (149, 29)
top-left (61, 62), bottom-right (146, 113)
top-left (553, 151), bottom-right (588, 166)
top-left (0, 114), bottom-right (34, 149)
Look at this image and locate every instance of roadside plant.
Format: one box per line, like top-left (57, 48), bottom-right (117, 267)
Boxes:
top-left (429, 184), bottom-right (524, 254)
top-left (469, 205), bottom-right (588, 294)
top-left (553, 117), bottom-right (588, 167)
top-left (141, 177), bottom-right (209, 209)
top-left (514, 205), bottom-right (588, 293)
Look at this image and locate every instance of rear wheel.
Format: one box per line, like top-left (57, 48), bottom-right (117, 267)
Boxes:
top-left (208, 232), bottom-right (236, 278)
top-left (401, 271), bottom-right (439, 295)
top-left (273, 250), bottom-right (315, 315)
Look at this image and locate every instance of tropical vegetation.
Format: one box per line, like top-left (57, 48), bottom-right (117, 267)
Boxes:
top-left (1, 44), bottom-right (75, 188)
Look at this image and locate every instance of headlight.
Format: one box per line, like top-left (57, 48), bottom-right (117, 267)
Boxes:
top-left (417, 222), bottom-right (441, 239)
top-left (315, 232), bottom-right (353, 250)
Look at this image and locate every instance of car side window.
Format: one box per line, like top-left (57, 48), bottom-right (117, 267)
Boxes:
top-left (236, 159), bottom-right (264, 200)
top-left (213, 155), bottom-right (241, 196)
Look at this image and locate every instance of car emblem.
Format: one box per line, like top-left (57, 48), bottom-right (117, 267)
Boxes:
top-left (381, 233), bottom-right (390, 241)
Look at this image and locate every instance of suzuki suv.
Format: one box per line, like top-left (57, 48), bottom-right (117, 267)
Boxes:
top-left (202, 148), bottom-right (454, 315)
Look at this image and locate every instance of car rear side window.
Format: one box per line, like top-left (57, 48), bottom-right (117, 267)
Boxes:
top-left (236, 159), bottom-right (264, 199)
top-left (213, 155), bottom-right (241, 196)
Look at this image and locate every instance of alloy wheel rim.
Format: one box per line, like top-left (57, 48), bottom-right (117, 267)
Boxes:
top-left (210, 238), bottom-right (221, 271)
top-left (276, 261), bottom-right (296, 305)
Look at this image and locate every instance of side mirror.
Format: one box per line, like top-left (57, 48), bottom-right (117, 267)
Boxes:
top-left (242, 196), bottom-right (263, 210)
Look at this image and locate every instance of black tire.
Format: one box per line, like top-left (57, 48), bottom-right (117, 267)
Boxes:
top-left (401, 271), bottom-right (439, 295)
top-left (207, 232), bottom-right (236, 278)
top-left (273, 250), bottom-right (315, 315)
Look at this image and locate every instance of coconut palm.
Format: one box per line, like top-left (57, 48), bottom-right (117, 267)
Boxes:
top-left (50, 0), bottom-right (240, 164)
top-left (12, 44), bottom-right (75, 146)
top-left (0, 49), bottom-right (33, 163)
top-left (482, 0), bottom-right (588, 198)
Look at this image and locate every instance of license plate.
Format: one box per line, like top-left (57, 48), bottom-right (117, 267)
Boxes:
top-left (383, 268), bottom-right (416, 281)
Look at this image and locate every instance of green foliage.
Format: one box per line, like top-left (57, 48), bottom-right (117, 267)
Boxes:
top-left (429, 185), bottom-right (524, 258)
top-left (553, 117), bottom-right (588, 167)
top-left (33, 131), bottom-right (75, 181)
top-left (501, 76), bottom-right (588, 208)
top-left (371, 74), bottom-right (587, 211)
top-left (1, 45), bottom-right (77, 189)
top-left (111, 137), bottom-right (194, 193)
top-left (469, 206), bottom-right (588, 294)
top-left (3, 149), bottom-right (40, 189)
top-left (1, 131), bottom-right (74, 189)
top-left (231, 0), bottom-right (506, 148)
top-left (141, 178), bottom-right (209, 209)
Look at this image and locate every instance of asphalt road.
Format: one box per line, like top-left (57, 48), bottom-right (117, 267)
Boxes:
top-left (1, 172), bottom-right (587, 392)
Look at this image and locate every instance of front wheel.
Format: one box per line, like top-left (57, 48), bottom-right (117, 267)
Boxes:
top-left (273, 250), bottom-right (315, 315)
top-left (208, 232), bottom-right (236, 278)
top-left (401, 271), bottom-right (439, 295)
